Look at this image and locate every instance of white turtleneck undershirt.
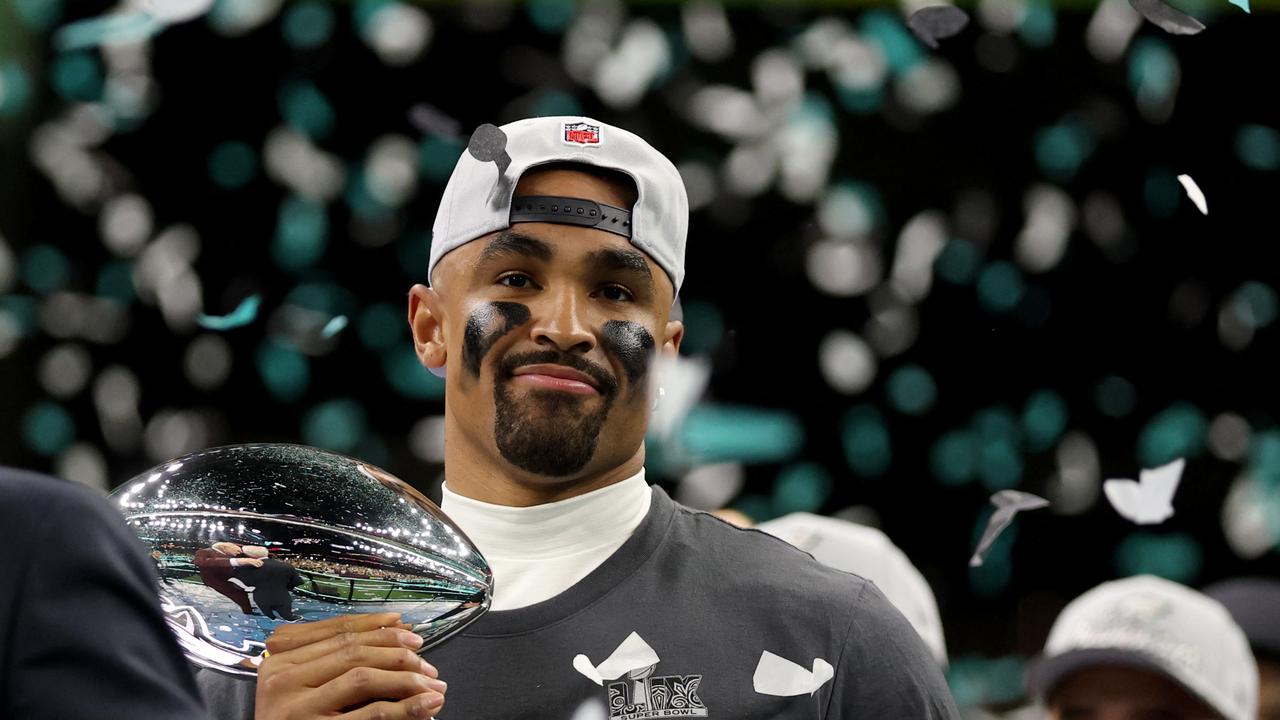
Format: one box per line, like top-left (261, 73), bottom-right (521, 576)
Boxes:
top-left (439, 469), bottom-right (652, 612)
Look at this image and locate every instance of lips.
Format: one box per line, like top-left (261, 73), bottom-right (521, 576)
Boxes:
top-left (511, 364), bottom-right (602, 394)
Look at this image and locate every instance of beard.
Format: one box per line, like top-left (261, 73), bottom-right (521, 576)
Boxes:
top-left (492, 378), bottom-right (616, 477)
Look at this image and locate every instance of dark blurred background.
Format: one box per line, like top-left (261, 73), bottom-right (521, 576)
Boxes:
top-left (1, 0), bottom-right (1277, 707)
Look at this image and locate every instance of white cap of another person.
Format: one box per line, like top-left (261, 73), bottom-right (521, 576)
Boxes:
top-left (1026, 574), bottom-right (1258, 720)
top-left (757, 512), bottom-right (948, 666)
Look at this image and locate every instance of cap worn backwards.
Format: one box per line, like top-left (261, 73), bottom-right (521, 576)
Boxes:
top-left (428, 116), bottom-right (688, 296)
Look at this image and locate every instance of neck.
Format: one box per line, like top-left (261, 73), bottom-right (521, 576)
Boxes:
top-left (442, 413), bottom-right (647, 506)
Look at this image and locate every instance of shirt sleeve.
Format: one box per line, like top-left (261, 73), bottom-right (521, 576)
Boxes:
top-left (824, 580), bottom-right (961, 719)
top-left (7, 482), bottom-right (210, 720)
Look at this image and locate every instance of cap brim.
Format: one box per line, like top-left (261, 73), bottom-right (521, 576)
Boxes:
top-left (1026, 648), bottom-right (1212, 710)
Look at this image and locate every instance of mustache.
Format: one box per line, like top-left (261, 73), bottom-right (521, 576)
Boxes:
top-left (498, 350), bottom-right (619, 396)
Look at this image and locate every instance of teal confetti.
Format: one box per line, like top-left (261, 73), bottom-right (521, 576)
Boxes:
top-left (835, 86), bottom-right (884, 115)
top-left (1229, 0), bottom-right (1250, 12)
top-left (678, 300), bottom-right (725, 355)
top-left (352, 0), bottom-right (393, 34)
top-left (977, 262), bottom-right (1026, 315)
top-left (1137, 402), bottom-right (1206, 467)
top-left (979, 438), bottom-right (1023, 491)
top-left (527, 0), bottom-right (578, 34)
top-left (1018, 0), bottom-right (1056, 47)
top-left (1129, 37), bottom-right (1179, 108)
top-left (0, 62), bottom-right (32, 117)
top-left (772, 462), bottom-right (834, 515)
top-left (21, 244), bottom-right (70, 295)
top-left (1248, 430), bottom-right (1280, 489)
top-left (1114, 532), bottom-right (1202, 584)
top-left (13, 0), bottom-right (64, 31)
top-left (946, 656), bottom-right (1027, 707)
top-left (682, 404), bottom-right (804, 464)
top-left (208, 141), bottom-right (258, 189)
top-left (1235, 125), bottom-right (1280, 171)
top-left (1023, 390), bottom-right (1067, 452)
top-left (1232, 282), bottom-right (1278, 329)
top-left (22, 401), bottom-right (76, 456)
top-left (419, 134), bottom-right (466, 184)
top-left (383, 346), bottom-right (445, 399)
top-left (859, 10), bottom-right (924, 75)
top-left (968, 507), bottom-right (1014, 597)
top-left (50, 52), bottom-right (105, 102)
top-left (257, 340), bottom-right (309, 402)
top-left (0, 295), bottom-right (38, 336)
top-left (842, 405), bottom-right (891, 478)
top-left (730, 494), bottom-right (776, 524)
top-left (197, 294), bottom-right (261, 330)
top-left (934, 239), bottom-right (983, 285)
top-left (358, 303), bottom-right (403, 350)
top-left (278, 81), bottom-right (335, 140)
top-left (533, 90), bottom-right (584, 118)
top-left (931, 430), bottom-right (978, 485)
top-left (1034, 120), bottom-right (1094, 182)
top-left (887, 364), bottom-right (937, 416)
top-left (53, 12), bottom-right (163, 52)
top-left (96, 260), bottom-right (136, 305)
top-left (302, 398), bottom-right (367, 453)
top-left (273, 196), bottom-right (329, 272)
top-left (1096, 375), bottom-right (1137, 418)
top-left (281, 1), bottom-right (335, 50)
top-left (321, 315), bottom-right (348, 338)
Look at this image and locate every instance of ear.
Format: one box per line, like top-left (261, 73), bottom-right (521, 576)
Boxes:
top-left (662, 320), bottom-right (684, 357)
top-left (408, 284), bottom-right (448, 373)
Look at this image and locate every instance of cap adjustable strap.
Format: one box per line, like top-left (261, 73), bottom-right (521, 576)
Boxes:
top-left (508, 195), bottom-right (632, 238)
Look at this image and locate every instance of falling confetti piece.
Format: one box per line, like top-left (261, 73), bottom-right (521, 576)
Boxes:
top-left (196, 294), bottom-right (261, 331)
top-left (320, 314), bottom-right (348, 338)
top-left (408, 102), bottom-right (462, 138)
top-left (1176, 174), bottom-right (1208, 215)
top-left (1128, 0), bottom-right (1206, 35)
top-left (1103, 457), bottom-right (1184, 525)
top-left (906, 5), bottom-right (971, 49)
top-left (969, 490), bottom-right (1050, 567)
top-left (648, 352), bottom-right (712, 440)
top-left (54, 11), bottom-right (164, 51)
top-left (145, 0), bottom-right (215, 23)
top-left (1229, 0), bottom-right (1250, 12)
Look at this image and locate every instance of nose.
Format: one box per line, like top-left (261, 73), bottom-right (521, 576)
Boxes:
top-left (530, 286), bottom-right (596, 355)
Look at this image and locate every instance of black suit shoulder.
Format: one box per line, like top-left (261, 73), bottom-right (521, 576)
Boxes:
top-left (0, 467), bottom-right (209, 719)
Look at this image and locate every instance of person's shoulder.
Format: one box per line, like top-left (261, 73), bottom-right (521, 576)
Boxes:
top-left (0, 466), bottom-right (117, 534)
top-left (663, 498), bottom-right (873, 596)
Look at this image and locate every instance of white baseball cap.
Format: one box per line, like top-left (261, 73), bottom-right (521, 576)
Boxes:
top-left (757, 512), bottom-right (949, 666)
top-left (1026, 575), bottom-right (1258, 720)
top-left (428, 116), bottom-right (688, 296)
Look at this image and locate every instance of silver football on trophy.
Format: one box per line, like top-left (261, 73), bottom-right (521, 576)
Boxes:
top-left (112, 443), bottom-right (492, 676)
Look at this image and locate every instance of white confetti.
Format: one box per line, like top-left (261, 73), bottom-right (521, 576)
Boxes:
top-left (752, 650), bottom-right (834, 696)
top-left (1103, 457), bottom-right (1184, 525)
top-left (970, 490), bottom-right (1050, 567)
top-left (1177, 174), bottom-right (1208, 215)
top-left (572, 632), bottom-right (659, 686)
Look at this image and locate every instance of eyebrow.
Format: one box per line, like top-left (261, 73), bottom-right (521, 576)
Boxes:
top-left (474, 230), bottom-right (554, 268)
top-left (586, 247), bottom-right (655, 295)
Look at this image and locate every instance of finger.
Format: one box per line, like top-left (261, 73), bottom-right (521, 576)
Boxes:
top-left (283, 643), bottom-right (438, 688)
top-left (314, 667), bottom-right (446, 713)
top-left (338, 693), bottom-right (445, 720)
top-left (270, 627), bottom-right (431, 670)
top-left (267, 613), bottom-right (405, 653)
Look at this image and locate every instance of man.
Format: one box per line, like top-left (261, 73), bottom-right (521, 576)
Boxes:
top-left (1025, 574), bottom-right (1258, 720)
top-left (230, 546), bottom-right (305, 621)
top-left (1205, 578), bottom-right (1280, 720)
top-left (0, 466), bottom-right (209, 718)
top-left (195, 541), bottom-right (263, 614)
top-left (199, 116), bottom-right (958, 719)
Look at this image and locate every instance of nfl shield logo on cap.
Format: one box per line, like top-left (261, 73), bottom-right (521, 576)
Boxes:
top-left (563, 121), bottom-right (602, 146)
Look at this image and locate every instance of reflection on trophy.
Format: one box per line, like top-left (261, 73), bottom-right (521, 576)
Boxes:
top-left (113, 443), bottom-right (493, 676)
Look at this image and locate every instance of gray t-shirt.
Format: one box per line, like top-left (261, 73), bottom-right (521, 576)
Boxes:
top-left (195, 486), bottom-right (959, 719)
